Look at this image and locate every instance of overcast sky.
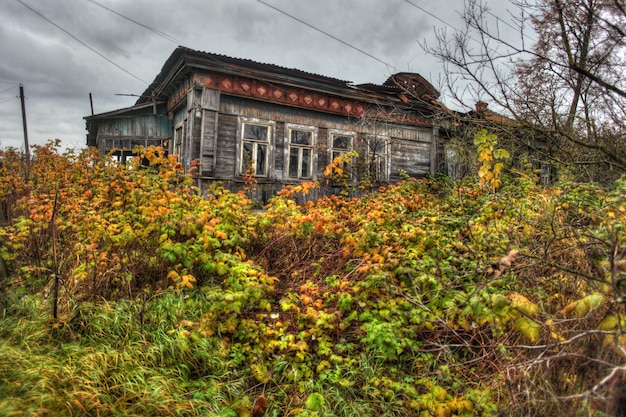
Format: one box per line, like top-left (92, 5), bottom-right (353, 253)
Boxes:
top-left (0, 0), bottom-right (526, 152)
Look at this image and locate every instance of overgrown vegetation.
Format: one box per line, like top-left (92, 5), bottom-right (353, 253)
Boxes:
top-left (0, 141), bottom-right (625, 416)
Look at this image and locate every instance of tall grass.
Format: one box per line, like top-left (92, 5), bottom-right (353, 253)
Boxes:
top-left (0, 291), bottom-right (250, 417)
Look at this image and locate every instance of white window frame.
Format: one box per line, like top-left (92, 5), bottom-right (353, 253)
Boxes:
top-left (327, 130), bottom-right (356, 182)
top-left (328, 129), bottom-right (355, 162)
top-left (238, 118), bottom-right (274, 177)
top-left (174, 122), bottom-right (184, 157)
top-left (285, 124), bottom-right (317, 180)
top-left (365, 135), bottom-right (391, 182)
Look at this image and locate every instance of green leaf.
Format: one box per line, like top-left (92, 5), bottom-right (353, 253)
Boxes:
top-left (306, 393), bottom-right (325, 411)
top-left (216, 263), bottom-right (228, 276)
top-left (491, 294), bottom-right (509, 311)
top-left (513, 317), bottom-right (540, 344)
top-left (493, 149), bottom-right (510, 159)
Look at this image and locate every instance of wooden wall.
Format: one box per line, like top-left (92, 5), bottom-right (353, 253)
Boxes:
top-left (209, 94), bottom-right (435, 184)
top-left (100, 86), bottom-right (440, 200)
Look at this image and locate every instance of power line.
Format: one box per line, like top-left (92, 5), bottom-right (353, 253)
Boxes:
top-left (404, 0), bottom-right (463, 34)
top-left (403, 0), bottom-right (482, 45)
top-left (85, 0), bottom-right (182, 44)
top-left (256, 0), bottom-right (397, 72)
top-left (403, 1), bottom-right (535, 46)
top-left (0, 85), bottom-right (17, 96)
top-left (16, 0), bottom-right (148, 85)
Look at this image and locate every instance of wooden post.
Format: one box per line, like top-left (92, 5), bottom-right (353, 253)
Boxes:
top-left (19, 84), bottom-right (30, 161)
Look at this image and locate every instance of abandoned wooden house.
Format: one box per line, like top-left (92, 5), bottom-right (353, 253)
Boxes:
top-left (85, 46), bottom-right (445, 200)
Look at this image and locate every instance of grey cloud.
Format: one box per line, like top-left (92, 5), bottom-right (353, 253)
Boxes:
top-left (0, 0), bottom-right (523, 151)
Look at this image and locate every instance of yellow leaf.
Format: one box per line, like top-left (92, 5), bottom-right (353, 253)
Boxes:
top-left (507, 293), bottom-right (539, 317)
top-left (598, 315), bottom-right (619, 330)
top-left (514, 317), bottom-right (541, 344)
top-left (573, 293), bottom-right (604, 317)
top-left (180, 274), bottom-right (196, 289)
top-left (560, 300), bottom-right (579, 316)
top-left (167, 270), bottom-right (180, 281)
top-left (478, 165), bottom-right (490, 178)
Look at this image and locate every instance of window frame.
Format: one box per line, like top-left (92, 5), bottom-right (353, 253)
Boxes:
top-left (328, 129), bottom-right (356, 163)
top-left (237, 117), bottom-right (275, 178)
top-left (285, 124), bottom-right (317, 180)
top-left (174, 122), bottom-right (184, 157)
top-left (365, 135), bottom-right (391, 182)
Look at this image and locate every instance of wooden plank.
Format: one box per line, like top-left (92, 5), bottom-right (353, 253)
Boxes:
top-left (274, 121), bottom-right (285, 178)
top-left (202, 89), bottom-right (220, 111)
top-left (390, 138), bottom-right (431, 179)
top-left (214, 114), bottom-right (237, 178)
top-left (201, 110), bottom-right (217, 177)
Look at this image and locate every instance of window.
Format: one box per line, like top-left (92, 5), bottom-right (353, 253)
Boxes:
top-left (241, 121), bottom-right (271, 176)
top-left (327, 130), bottom-right (356, 181)
top-left (330, 132), bottom-right (353, 162)
top-left (174, 123), bottom-right (184, 157)
top-left (366, 136), bottom-right (390, 182)
top-left (532, 160), bottom-right (552, 186)
top-left (287, 126), bottom-right (316, 179)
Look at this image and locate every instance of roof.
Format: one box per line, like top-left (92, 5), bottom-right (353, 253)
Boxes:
top-left (84, 101), bottom-right (166, 120)
top-left (382, 73), bottom-right (440, 100)
top-left (136, 46), bottom-right (440, 106)
top-left (137, 46), bottom-right (355, 105)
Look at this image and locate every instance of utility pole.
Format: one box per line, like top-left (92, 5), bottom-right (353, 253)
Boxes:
top-left (19, 84), bottom-right (30, 162)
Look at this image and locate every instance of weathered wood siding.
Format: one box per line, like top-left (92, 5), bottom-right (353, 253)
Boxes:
top-left (389, 138), bottom-right (432, 181)
top-left (316, 127), bottom-right (330, 176)
top-left (274, 121), bottom-right (285, 179)
top-left (214, 114), bottom-right (238, 178)
top-left (220, 95), bottom-right (356, 131)
top-left (200, 110), bottom-right (218, 177)
top-left (95, 113), bottom-right (171, 152)
top-left (190, 92), bottom-right (437, 200)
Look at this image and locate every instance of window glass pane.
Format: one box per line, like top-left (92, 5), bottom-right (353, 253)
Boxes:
top-left (301, 148), bottom-right (311, 178)
top-left (131, 140), bottom-right (144, 151)
top-left (289, 148), bottom-right (299, 178)
top-left (244, 124), bottom-right (268, 141)
top-left (369, 139), bottom-right (385, 154)
top-left (242, 142), bottom-right (253, 170)
top-left (256, 144), bottom-right (267, 175)
top-left (291, 130), bottom-right (312, 145)
top-left (333, 135), bottom-right (350, 150)
top-left (332, 151), bottom-right (342, 162)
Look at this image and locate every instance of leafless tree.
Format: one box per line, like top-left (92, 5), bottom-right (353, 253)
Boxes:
top-left (423, 0), bottom-right (626, 183)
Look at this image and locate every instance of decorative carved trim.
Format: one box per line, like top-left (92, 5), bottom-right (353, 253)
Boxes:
top-left (164, 70), bottom-right (432, 126)
top-left (175, 70), bottom-right (366, 117)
